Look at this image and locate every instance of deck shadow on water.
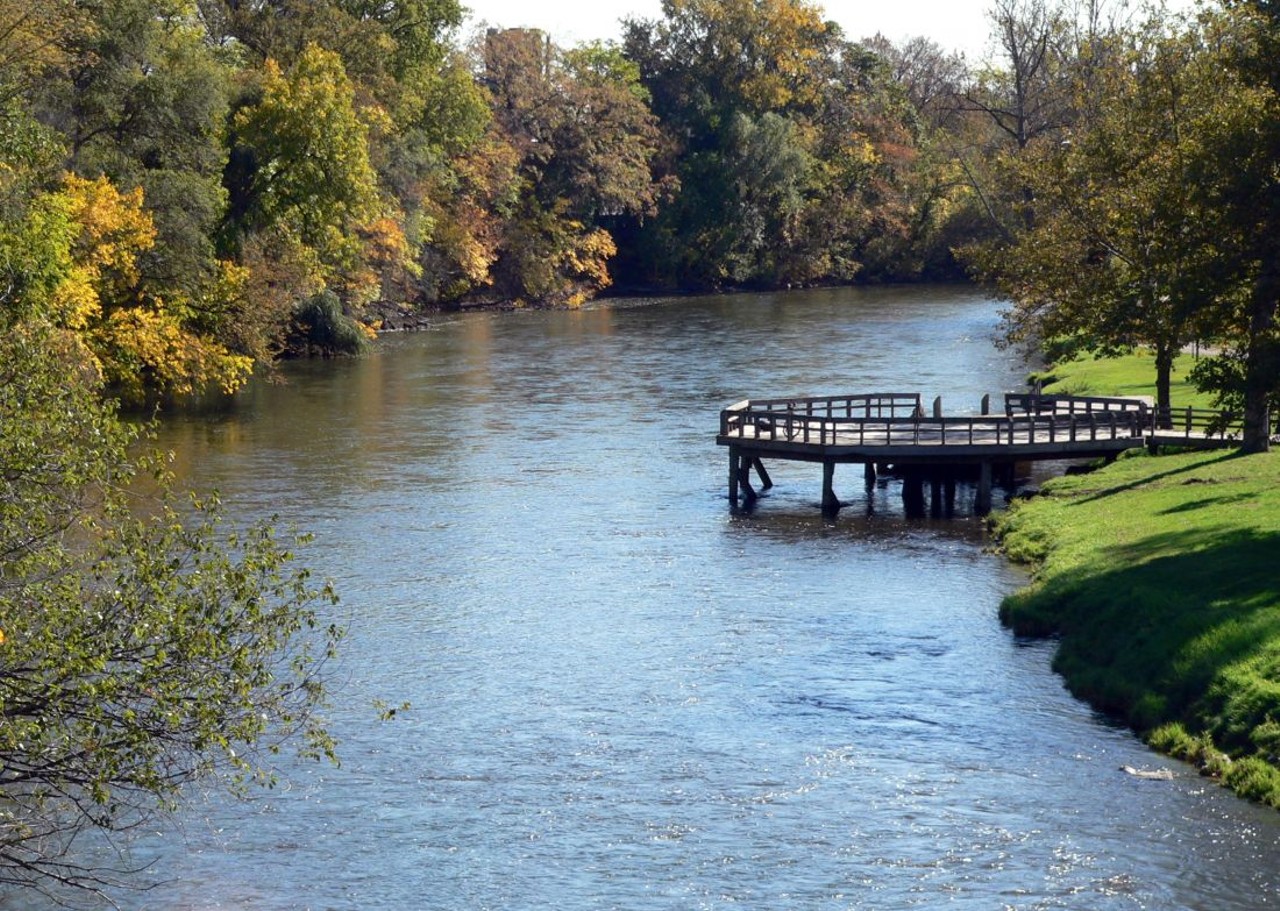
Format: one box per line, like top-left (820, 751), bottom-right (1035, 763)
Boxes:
top-left (725, 478), bottom-right (998, 549)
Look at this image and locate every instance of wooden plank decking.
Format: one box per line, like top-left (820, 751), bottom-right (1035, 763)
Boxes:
top-left (717, 392), bottom-right (1240, 512)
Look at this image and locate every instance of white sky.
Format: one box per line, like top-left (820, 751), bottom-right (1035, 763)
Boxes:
top-left (462, 0), bottom-right (1014, 61)
top-left (461, 0), bottom-right (1203, 62)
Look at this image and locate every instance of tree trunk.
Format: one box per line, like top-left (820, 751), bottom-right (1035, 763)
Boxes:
top-left (1242, 252), bottom-right (1280, 453)
top-left (1154, 342), bottom-right (1174, 430)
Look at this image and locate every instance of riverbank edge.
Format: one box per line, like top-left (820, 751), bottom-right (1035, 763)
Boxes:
top-left (365, 278), bottom-right (975, 331)
top-left (990, 447), bottom-right (1280, 808)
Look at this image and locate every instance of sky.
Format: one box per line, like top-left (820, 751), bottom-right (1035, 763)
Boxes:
top-left (460, 0), bottom-right (1013, 61)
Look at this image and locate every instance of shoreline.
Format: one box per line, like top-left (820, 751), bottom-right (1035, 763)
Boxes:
top-left (365, 277), bottom-right (979, 330)
top-left (991, 447), bottom-right (1280, 808)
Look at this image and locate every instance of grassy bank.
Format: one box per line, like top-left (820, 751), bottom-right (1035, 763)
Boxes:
top-left (994, 448), bottom-right (1280, 805)
top-left (1034, 350), bottom-right (1216, 407)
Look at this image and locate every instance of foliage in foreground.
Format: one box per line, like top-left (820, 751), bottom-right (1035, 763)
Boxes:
top-left (994, 450), bottom-right (1280, 806)
top-left (0, 322), bottom-right (342, 900)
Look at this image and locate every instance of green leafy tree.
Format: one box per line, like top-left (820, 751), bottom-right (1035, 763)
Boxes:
top-left (971, 13), bottom-right (1219, 417)
top-left (0, 318), bottom-right (340, 900)
top-left (32, 0), bottom-right (235, 305)
top-left (1184, 1), bottom-right (1280, 451)
top-left (481, 29), bottom-right (662, 303)
top-left (229, 44), bottom-right (380, 258)
top-left (227, 42), bottom-right (386, 336)
top-left (621, 0), bottom-right (927, 288)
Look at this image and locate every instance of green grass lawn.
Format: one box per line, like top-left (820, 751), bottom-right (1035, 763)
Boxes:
top-left (1034, 351), bottom-right (1217, 408)
top-left (994, 449), bottom-right (1280, 807)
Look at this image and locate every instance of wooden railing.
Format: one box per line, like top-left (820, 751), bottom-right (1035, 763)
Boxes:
top-left (737, 393), bottom-right (924, 420)
top-left (720, 396), bottom-right (1149, 448)
top-left (1004, 392), bottom-right (1149, 418)
top-left (720, 393), bottom-right (1245, 450)
top-left (1149, 406), bottom-right (1243, 441)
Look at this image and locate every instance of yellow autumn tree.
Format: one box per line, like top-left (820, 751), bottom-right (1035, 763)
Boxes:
top-left (38, 174), bottom-right (252, 400)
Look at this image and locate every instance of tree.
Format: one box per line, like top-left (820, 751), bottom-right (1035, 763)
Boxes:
top-left (229, 44), bottom-right (380, 261)
top-left (959, 0), bottom-right (1131, 239)
top-left (0, 317), bottom-right (340, 900)
top-left (227, 42), bottom-right (389, 343)
top-left (965, 0), bottom-right (1073, 153)
top-left (1185, 1), bottom-right (1280, 451)
top-left (480, 29), bottom-right (662, 303)
top-left (621, 0), bottom-right (930, 288)
top-left (32, 0), bottom-right (235, 304)
top-left (971, 14), bottom-right (1218, 417)
top-left (31, 174), bottom-right (255, 400)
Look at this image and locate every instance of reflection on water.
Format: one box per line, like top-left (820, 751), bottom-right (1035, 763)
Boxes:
top-left (13, 286), bottom-right (1280, 910)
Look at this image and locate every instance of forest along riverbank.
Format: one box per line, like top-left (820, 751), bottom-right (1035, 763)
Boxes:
top-left (994, 441), bottom-right (1280, 807)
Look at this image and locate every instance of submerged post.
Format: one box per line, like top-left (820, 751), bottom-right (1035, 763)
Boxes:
top-left (728, 447), bottom-right (756, 504)
top-left (976, 461), bottom-right (993, 514)
top-left (822, 460), bottom-right (838, 511)
top-left (753, 457), bottom-right (774, 490)
top-left (902, 472), bottom-right (926, 517)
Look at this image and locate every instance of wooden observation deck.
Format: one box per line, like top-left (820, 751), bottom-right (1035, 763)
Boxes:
top-left (717, 392), bottom-right (1239, 512)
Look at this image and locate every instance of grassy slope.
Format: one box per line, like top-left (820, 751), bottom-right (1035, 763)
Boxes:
top-left (995, 449), bottom-right (1280, 805)
top-left (1001, 351), bottom-right (1280, 804)
top-left (1034, 351), bottom-right (1216, 408)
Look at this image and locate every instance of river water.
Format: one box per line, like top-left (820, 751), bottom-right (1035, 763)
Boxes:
top-left (77, 287), bottom-right (1280, 907)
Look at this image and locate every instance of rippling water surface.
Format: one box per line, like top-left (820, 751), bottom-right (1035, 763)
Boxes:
top-left (52, 287), bottom-right (1280, 908)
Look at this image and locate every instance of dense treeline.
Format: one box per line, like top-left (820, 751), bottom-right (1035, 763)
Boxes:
top-left (4, 0), bottom-right (1276, 437)
top-left (0, 0), bottom-right (1082, 399)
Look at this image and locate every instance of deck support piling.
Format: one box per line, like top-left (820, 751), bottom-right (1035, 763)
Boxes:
top-left (728, 447), bottom-right (757, 504)
top-left (822, 460), bottom-right (839, 511)
top-left (976, 461), bottom-right (993, 514)
top-left (902, 473), bottom-right (926, 517)
top-left (864, 462), bottom-right (876, 486)
top-left (752, 457), bottom-right (773, 490)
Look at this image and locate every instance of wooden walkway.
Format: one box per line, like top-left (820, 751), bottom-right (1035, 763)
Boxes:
top-left (717, 392), bottom-right (1239, 512)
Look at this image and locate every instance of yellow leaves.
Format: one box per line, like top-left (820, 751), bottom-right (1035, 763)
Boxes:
top-left (50, 270), bottom-right (100, 331)
top-left (360, 216), bottom-right (418, 277)
top-left (429, 203), bottom-right (499, 288)
top-left (562, 227), bottom-right (617, 293)
top-left (42, 174), bottom-right (157, 331)
top-left (22, 173), bottom-right (254, 399)
top-left (60, 174), bottom-right (156, 285)
top-left (97, 305), bottom-right (253, 399)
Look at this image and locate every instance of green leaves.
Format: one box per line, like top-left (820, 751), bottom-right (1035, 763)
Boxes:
top-left (0, 320), bottom-right (342, 897)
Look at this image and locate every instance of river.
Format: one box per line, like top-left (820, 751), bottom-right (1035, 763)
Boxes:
top-left (75, 287), bottom-right (1280, 907)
